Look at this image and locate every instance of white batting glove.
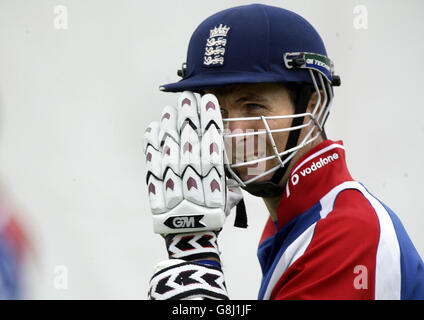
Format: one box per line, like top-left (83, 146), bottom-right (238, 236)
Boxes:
top-left (144, 91), bottom-right (243, 234)
top-left (143, 91), bottom-right (245, 261)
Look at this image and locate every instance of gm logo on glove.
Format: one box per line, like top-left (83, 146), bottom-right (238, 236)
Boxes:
top-left (164, 215), bottom-right (206, 229)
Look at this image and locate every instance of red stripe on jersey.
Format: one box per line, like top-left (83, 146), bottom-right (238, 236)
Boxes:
top-left (259, 217), bottom-right (275, 246)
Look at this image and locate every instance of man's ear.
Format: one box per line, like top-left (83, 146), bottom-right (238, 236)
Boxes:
top-left (306, 89), bottom-right (328, 140)
top-left (306, 90), bottom-right (325, 113)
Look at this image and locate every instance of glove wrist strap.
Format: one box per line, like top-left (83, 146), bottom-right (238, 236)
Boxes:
top-left (165, 231), bottom-right (220, 261)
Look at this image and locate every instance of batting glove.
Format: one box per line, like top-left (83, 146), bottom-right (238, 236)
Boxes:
top-left (143, 91), bottom-right (245, 260)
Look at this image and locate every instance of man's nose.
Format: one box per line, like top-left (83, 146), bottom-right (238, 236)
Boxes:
top-left (227, 120), bottom-right (246, 133)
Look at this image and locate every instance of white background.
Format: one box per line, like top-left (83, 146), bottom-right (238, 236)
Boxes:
top-left (0, 0), bottom-right (423, 299)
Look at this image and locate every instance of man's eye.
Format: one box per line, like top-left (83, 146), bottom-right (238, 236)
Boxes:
top-left (246, 104), bottom-right (265, 111)
top-left (220, 108), bottom-right (229, 118)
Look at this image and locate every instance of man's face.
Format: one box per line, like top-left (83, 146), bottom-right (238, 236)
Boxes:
top-left (206, 82), bottom-right (297, 183)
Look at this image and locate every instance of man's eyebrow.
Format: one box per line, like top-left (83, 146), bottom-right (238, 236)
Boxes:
top-left (234, 94), bottom-right (267, 103)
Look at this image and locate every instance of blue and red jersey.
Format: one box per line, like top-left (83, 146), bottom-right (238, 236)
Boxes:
top-left (257, 140), bottom-right (424, 299)
top-left (0, 189), bottom-right (29, 299)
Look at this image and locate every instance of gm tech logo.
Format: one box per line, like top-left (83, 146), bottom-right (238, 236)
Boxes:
top-left (164, 215), bottom-right (205, 229)
top-left (291, 153), bottom-right (339, 186)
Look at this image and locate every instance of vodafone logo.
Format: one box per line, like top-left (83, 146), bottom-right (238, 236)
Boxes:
top-left (291, 174), bottom-right (300, 185)
top-left (291, 153), bottom-right (339, 186)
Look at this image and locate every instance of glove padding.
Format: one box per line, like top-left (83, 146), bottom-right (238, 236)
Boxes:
top-left (144, 91), bottom-right (244, 235)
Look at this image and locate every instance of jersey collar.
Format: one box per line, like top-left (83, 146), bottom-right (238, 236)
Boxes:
top-left (275, 139), bottom-right (354, 231)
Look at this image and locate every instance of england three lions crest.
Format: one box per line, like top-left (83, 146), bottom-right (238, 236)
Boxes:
top-left (203, 24), bottom-right (230, 66)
